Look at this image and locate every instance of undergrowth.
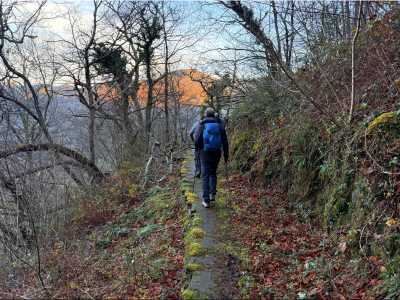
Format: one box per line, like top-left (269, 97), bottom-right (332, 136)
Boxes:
top-left (217, 170), bottom-right (390, 299)
top-left (0, 162), bottom-right (187, 299)
top-left (227, 5), bottom-right (400, 299)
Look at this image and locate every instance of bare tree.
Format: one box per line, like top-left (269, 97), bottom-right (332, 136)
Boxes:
top-left (105, 1), bottom-right (144, 146)
top-left (0, 2), bottom-right (107, 292)
top-left (218, 1), bottom-right (342, 128)
top-left (54, 1), bottom-right (116, 163)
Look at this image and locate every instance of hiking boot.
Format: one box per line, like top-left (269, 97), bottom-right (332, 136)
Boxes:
top-left (196, 172), bottom-right (201, 178)
top-left (210, 194), bottom-right (215, 201)
top-left (202, 201), bottom-right (210, 208)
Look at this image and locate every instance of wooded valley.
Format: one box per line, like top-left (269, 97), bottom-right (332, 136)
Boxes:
top-left (1, 1), bottom-right (400, 299)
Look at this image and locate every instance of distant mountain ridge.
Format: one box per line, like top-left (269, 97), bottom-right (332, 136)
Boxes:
top-left (137, 69), bottom-right (216, 106)
top-left (45, 69), bottom-right (215, 107)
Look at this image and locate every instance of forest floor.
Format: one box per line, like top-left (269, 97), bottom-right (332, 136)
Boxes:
top-left (204, 164), bottom-right (388, 300)
top-left (0, 151), bottom-right (390, 299)
top-left (1, 162), bottom-right (189, 299)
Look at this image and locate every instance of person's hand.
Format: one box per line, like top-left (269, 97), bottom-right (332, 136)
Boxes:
top-left (224, 157), bottom-right (228, 163)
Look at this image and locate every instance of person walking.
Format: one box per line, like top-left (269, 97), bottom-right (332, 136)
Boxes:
top-left (189, 115), bottom-right (205, 177)
top-left (215, 113), bottom-right (225, 127)
top-left (194, 108), bottom-right (229, 208)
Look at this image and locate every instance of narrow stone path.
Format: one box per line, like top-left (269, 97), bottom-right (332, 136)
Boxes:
top-left (182, 150), bottom-right (239, 299)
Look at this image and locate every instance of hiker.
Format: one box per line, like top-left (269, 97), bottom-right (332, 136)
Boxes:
top-left (215, 113), bottom-right (225, 127)
top-left (195, 108), bottom-right (229, 208)
top-left (189, 115), bottom-right (205, 178)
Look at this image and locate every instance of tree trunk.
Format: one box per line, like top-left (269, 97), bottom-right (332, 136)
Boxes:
top-left (354, 1), bottom-right (360, 28)
top-left (349, 0), bottom-right (363, 123)
top-left (145, 51), bottom-right (154, 149)
top-left (0, 143), bottom-right (105, 181)
top-left (85, 53), bottom-right (96, 163)
top-left (161, 2), bottom-right (170, 143)
top-left (131, 62), bottom-right (144, 130)
top-left (164, 54), bottom-right (170, 143)
top-left (219, 1), bottom-right (279, 76)
top-left (88, 106), bottom-right (95, 163)
top-left (321, 3), bottom-right (326, 41)
top-left (346, 1), bottom-right (351, 36)
top-left (272, 1), bottom-right (281, 60)
top-left (83, 3), bottom-right (99, 163)
top-left (288, 1), bottom-right (295, 67)
top-left (122, 83), bottom-right (134, 146)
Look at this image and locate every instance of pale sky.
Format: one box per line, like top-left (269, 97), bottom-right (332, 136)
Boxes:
top-left (38, 1), bottom-right (230, 73)
top-left (13, 0), bottom-right (268, 83)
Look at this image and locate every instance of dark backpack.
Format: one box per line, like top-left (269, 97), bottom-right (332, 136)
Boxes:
top-left (203, 123), bottom-right (222, 151)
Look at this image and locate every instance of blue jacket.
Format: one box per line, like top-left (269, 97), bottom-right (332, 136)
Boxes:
top-left (194, 117), bottom-right (229, 162)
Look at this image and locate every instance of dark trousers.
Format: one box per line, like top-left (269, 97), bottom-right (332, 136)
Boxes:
top-left (201, 159), bottom-right (219, 203)
top-left (195, 148), bottom-right (201, 174)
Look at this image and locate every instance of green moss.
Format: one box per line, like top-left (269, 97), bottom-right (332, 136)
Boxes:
top-left (188, 228), bottom-right (206, 241)
top-left (192, 218), bottom-right (204, 226)
top-left (187, 194), bottom-right (198, 200)
top-left (367, 110), bottom-right (399, 133)
top-left (231, 130), bottom-right (251, 149)
top-left (315, 157), bottom-right (360, 229)
top-left (186, 151), bottom-right (194, 157)
top-left (180, 211), bottom-right (188, 220)
top-left (181, 186), bottom-right (192, 193)
top-left (189, 243), bottom-right (207, 256)
top-left (187, 194), bottom-right (199, 203)
top-left (250, 135), bottom-right (265, 155)
top-left (184, 219), bottom-right (190, 228)
top-left (182, 290), bottom-right (198, 300)
top-left (185, 191), bottom-right (198, 198)
top-left (193, 213), bottom-right (200, 217)
top-left (145, 192), bottom-right (171, 207)
top-left (187, 263), bottom-right (207, 272)
top-left (138, 224), bottom-right (162, 237)
top-left (181, 167), bottom-right (189, 174)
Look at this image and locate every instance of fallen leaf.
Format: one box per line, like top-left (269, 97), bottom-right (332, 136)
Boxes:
top-left (332, 292), bottom-right (346, 300)
top-left (386, 219), bottom-right (396, 227)
top-left (304, 272), bottom-right (314, 284)
top-left (338, 242), bottom-right (347, 253)
top-left (308, 288), bottom-right (322, 297)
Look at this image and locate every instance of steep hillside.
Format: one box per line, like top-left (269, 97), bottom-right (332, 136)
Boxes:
top-left (227, 6), bottom-right (400, 298)
top-left (0, 161), bottom-right (188, 299)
